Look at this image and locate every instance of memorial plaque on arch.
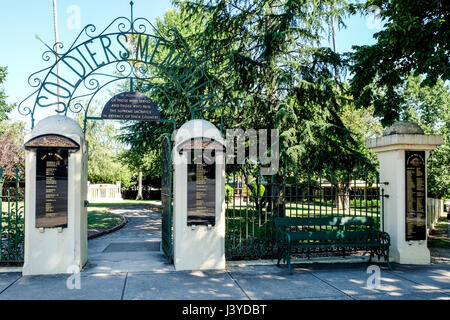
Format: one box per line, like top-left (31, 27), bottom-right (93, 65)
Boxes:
top-left (101, 91), bottom-right (160, 121)
top-left (405, 151), bottom-right (426, 241)
top-left (36, 148), bottom-right (69, 228)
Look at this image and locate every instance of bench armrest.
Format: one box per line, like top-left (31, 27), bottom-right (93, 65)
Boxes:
top-left (379, 231), bottom-right (390, 246)
top-left (369, 229), bottom-right (390, 246)
top-left (276, 227), bottom-right (291, 245)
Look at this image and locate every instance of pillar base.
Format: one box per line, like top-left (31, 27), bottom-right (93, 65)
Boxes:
top-left (391, 242), bottom-right (430, 265)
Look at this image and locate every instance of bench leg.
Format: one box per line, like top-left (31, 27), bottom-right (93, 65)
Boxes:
top-left (287, 244), bottom-right (292, 274)
top-left (287, 254), bottom-right (292, 274)
top-left (277, 246), bottom-right (282, 266)
top-left (385, 248), bottom-right (392, 270)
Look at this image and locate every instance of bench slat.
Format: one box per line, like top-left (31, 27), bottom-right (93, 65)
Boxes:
top-left (286, 230), bottom-right (374, 242)
top-left (274, 216), bottom-right (375, 227)
top-left (286, 242), bottom-right (384, 249)
top-left (275, 216), bottom-right (391, 273)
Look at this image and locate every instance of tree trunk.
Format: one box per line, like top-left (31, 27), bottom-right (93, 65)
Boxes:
top-left (136, 170), bottom-right (143, 200)
top-left (266, 173), bottom-right (286, 217)
top-left (335, 184), bottom-right (350, 214)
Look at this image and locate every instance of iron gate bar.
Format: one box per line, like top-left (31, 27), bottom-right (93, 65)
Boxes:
top-left (0, 168), bottom-right (25, 264)
top-left (224, 169), bottom-right (384, 260)
top-left (161, 135), bottom-right (173, 264)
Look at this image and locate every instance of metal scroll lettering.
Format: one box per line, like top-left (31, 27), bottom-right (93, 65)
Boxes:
top-left (18, 2), bottom-right (218, 129)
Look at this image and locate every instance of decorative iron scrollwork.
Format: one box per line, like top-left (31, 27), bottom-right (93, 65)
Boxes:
top-left (19, 1), bottom-right (217, 129)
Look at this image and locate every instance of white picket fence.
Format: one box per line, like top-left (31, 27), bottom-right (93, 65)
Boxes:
top-left (88, 181), bottom-right (122, 202)
top-left (427, 198), bottom-right (446, 233)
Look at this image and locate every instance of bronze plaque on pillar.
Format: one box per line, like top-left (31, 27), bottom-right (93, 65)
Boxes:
top-left (405, 151), bottom-right (426, 241)
top-left (187, 152), bottom-right (216, 226)
top-left (36, 148), bottom-right (69, 228)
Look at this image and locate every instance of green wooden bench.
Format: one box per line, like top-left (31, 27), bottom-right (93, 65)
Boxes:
top-left (274, 216), bottom-right (391, 274)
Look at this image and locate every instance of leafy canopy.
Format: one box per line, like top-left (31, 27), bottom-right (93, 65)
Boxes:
top-left (400, 75), bottom-right (450, 198)
top-left (349, 0), bottom-right (449, 125)
top-left (122, 0), bottom-right (375, 180)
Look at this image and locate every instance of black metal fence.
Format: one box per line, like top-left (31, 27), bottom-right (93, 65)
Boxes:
top-left (0, 168), bottom-right (25, 265)
top-left (225, 170), bottom-right (383, 260)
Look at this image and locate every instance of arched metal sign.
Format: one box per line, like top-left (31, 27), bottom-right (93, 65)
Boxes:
top-left (19, 1), bottom-right (218, 129)
top-left (101, 91), bottom-right (160, 121)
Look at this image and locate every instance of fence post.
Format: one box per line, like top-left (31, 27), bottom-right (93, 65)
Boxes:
top-left (14, 168), bottom-right (19, 261)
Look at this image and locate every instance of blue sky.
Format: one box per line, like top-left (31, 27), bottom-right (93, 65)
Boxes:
top-left (0, 0), bottom-right (381, 127)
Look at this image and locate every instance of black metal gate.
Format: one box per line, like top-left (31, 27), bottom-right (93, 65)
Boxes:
top-left (0, 168), bottom-right (25, 264)
top-left (161, 135), bottom-right (173, 263)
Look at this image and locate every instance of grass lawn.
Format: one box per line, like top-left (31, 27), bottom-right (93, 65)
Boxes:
top-left (88, 208), bottom-right (123, 230)
top-left (226, 202), bottom-right (380, 218)
top-left (428, 217), bottom-right (450, 249)
top-left (2, 200), bottom-right (161, 231)
top-left (1, 199), bottom-right (160, 262)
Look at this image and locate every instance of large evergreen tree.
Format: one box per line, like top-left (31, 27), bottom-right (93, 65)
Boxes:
top-left (123, 1), bottom-right (373, 174)
top-left (118, 1), bottom-right (380, 213)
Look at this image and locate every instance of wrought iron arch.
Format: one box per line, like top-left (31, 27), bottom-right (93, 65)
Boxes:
top-left (18, 1), bottom-right (220, 129)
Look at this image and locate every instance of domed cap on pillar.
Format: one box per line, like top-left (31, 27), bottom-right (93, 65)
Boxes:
top-left (366, 120), bottom-right (443, 152)
top-left (175, 119), bottom-right (225, 149)
top-left (383, 121), bottom-right (424, 136)
top-left (31, 115), bottom-right (84, 138)
top-left (24, 115), bottom-right (84, 148)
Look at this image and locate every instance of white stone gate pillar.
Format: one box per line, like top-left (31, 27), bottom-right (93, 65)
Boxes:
top-left (366, 122), bottom-right (443, 264)
top-left (23, 115), bottom-right (88, 275)
top-left (173, 120), bottom-right (226, 271)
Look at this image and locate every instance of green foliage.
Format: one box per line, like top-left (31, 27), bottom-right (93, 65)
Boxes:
top-left (168, 0), bottom-right (372, 179)
top-left (428, 145), bottom-right (450, 198)
top-left (0, 68), bottom-right (25, 180)
top-left (118, 1), bottom-right (386, 189)
top-left (0, 121), bottom-right (25, 180)
top-left (119, 7), bottom-right (223, 182)
top-left (116, 1), bottom-right (448, 199)
top-left (245, 182), bottom-right (266, 202)
top-left (0, 202), bottom-right (24, 262)
top-left (119, 147), bottom-right (162, 184)
top-left (0, 66), bottom-right (14, 122)
top-left (428, 218), bottom-right (450, 249)
top-left (399, 75), bottom-right (450, 198)
top-left (76, 108), bottom-right (134, 187)
top-left (349, 0), bottom-right (449, 125)
top-left (225, 184), bottom-right (234, 204)
top-left (399, 75), bottom-right (449, 134)
top-left (88, 149), bottom-right (133, 187)
top-left (87, 208), bottom-right (123, 229)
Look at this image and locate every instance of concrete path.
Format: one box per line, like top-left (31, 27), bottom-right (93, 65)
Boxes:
top-left (0, 205), bottom-right (449, 300)
top-left (85, 204), bottom-right (173, 274)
